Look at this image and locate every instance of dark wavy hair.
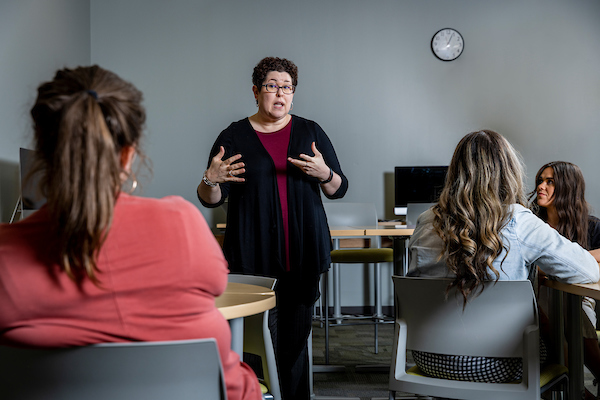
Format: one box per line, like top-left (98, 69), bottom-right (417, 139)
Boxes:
top-left (433, 130), bottom-right (526, 305)
top-left (252, 57), bottom-right (298, 88)
top-left (29, 65), bottom-right (147, 284)
top-left (529, 161), bottom-right (590, 249)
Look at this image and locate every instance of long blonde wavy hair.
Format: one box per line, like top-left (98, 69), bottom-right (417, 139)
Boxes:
top-left (432, 130), bottom-right (527, 304)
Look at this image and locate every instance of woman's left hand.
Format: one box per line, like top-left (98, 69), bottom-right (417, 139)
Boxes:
top-left (288, 142), bottom-right (331, 181)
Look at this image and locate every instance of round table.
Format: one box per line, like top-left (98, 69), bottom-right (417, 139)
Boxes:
top-left (216, 281), bottom-right (276, 357)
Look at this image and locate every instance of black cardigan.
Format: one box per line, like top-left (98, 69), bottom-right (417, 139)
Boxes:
top-left (200, 116), bottom-right (348, 298)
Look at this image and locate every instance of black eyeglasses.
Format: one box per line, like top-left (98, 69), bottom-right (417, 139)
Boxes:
top-left (261, 83), bottom-right (295, 94)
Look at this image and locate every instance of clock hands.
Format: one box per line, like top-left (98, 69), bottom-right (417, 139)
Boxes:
top-left (446, 32), bottom-right (454, 48)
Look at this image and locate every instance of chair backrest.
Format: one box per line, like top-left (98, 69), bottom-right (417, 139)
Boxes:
top-left (228, 273), bottom-right (277, 290)
top-left (393, 276), bottom-right (537, 357)
top-left (323, 202), bottom-right (378, 228)
top-left (0, 338), bottom-right (227, 400)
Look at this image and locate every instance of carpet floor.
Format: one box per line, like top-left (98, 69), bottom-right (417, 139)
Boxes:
top-left (311, 320), bottom-right (596, 400)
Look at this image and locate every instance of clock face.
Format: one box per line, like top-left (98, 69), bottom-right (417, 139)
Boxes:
top-left (431, 28), bottom-right (464, 61)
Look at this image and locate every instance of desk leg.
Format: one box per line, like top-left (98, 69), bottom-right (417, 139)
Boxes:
top-left (549, 288), bottom-right (565, 366)
top-left (323, 271), bottom-right (330, 365)
top-left (228, 317), bottom-right (244, 360)
top-left (313, 268), bottom-right (345, 373)
top-left (331, 239), bottom-right (342, 324)
top-left (566, 293), bottom-right (584, 400)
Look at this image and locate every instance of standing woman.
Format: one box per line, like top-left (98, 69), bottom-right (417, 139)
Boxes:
top-left (408, 130), bottom-right (599, 383)
top-left (0, 66), bottom-right (261, 400)
top-left (531, 161), bottom-right (600, 397)
top-left (198, 56), bottom-right (348, 399)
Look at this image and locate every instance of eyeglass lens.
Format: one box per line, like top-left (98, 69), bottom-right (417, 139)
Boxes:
top-left (263, 84), bottom-right (294, 94)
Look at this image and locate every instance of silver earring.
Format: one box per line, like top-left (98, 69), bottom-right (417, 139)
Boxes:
top-left (124, 172), bottom-right (138, 194)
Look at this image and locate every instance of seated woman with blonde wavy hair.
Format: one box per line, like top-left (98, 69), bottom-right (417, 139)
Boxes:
top-left (0, 65), bottom-right (261, 400)
top-left (407, 130), bottom-right (599, 383)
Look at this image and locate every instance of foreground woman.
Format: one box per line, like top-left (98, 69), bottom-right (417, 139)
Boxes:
top-left (408, 130), bottom-right (599, 383)
top-left (0, 66), bottom-right (261, 400)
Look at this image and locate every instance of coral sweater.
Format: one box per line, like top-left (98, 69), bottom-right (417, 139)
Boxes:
top-left (0, 194), bottom-right (260, 400)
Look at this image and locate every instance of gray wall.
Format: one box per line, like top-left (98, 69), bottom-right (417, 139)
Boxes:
top-left (88, 0), bottom-right (600, 224)
top-left (1, 0), bottom-right (599, 307)
top-left (0, 0), bottom-right (90, 222)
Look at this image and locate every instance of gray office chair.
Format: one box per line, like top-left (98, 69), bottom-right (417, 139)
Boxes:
top-left (0, 338), bottom-right (227, 400)
top-left (322, 202), bottom-right (393, 359)
top-left (228, 273), bottom-right (281, 400)
top-left (389, 277), bottom-right (568, 400)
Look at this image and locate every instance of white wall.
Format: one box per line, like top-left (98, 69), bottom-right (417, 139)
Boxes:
top-left (0, 0), bottom-right (90, 222)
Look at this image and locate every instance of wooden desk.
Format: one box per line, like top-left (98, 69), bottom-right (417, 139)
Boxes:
top-left (542, 279), bottom-right (600, 400)
top-left (330, 225), bottom-right (414, 273)
top-left (216, 281), bottom-right (276, 358)
top-left (544, 280), bottom-right (600, 300)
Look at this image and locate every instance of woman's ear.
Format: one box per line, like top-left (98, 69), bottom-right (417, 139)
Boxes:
top-left (120, 145), bottom-right (136, 173)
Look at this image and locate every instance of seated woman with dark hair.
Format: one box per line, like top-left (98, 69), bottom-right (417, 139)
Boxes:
top-left (0, 65), bottom-right (261, 400)
top-left (408, 130), bottom-right (599, 383)
top-left (531, 161), bottom-right (600, 400)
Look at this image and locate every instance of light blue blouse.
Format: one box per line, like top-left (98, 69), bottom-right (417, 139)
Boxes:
top-left (408, 204), bottom-right (599, 284)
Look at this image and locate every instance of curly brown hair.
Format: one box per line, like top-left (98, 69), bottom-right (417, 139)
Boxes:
top-left (252, 57), bottom-right (298, 88)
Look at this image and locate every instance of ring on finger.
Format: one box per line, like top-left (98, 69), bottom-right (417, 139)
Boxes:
top-left (228, 171), bottom-right (233, 177)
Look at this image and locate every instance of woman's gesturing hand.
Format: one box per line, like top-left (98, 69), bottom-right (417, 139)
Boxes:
top-left (205, 146), bottom-right (245, 184)
top-left (288, 142), bottom-right (330, 181)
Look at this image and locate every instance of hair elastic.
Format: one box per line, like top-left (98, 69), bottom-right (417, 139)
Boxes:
top-left (86, 90), bottom-right (98, 100)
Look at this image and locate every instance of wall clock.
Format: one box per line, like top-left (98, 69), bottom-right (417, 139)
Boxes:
top-left (431, 28), bottom-right (464, 61)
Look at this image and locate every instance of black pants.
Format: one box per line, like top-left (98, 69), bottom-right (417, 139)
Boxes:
top-left (269, 273), bottom-right (319, 400)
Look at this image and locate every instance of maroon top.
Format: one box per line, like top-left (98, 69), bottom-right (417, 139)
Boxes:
top-left (256, 120), bottom-right (292, 271)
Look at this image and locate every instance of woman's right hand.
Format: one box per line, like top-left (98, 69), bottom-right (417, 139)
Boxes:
top-left (205, 146), bottom-right (245, 184)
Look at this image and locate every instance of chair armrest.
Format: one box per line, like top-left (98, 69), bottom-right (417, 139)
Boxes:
top-left (392, 320), bottom-right (408, 380)
top-left (522, 324), bottom-right (541, 388)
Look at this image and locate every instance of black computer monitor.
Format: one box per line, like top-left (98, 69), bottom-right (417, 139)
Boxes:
top-left (394, 166), bottom-right (448, 215)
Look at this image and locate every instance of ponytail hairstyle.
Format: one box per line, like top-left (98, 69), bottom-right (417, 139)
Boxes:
top-left (29, 65), bottom-right (146, 284)
top-left (529, 161), bottom-right (590, 249)
top-left (432, 130), bottom-right (526, 305)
